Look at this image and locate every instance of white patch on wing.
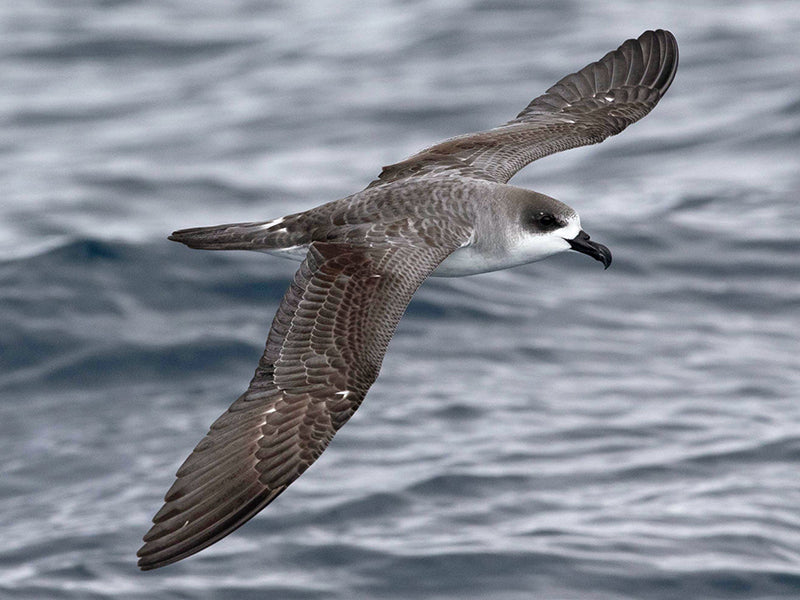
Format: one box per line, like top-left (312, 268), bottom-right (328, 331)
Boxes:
top-left (259, 245), bottom-right (308, 262)
top-left (256, 406), bottom-right (278, 443)
top-left (460, 230), bottom-right (476, 248)
top-left (260, 216), bottom-right (285, 230)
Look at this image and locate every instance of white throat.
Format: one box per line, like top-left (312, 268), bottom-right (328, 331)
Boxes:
top-left (506, 217), bottom-right (582, 266)
top-left (433, 216), bottom-right (582, 277)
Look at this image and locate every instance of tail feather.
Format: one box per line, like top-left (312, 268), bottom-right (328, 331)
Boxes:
top-left (169, 218), bottom-right (298, 251)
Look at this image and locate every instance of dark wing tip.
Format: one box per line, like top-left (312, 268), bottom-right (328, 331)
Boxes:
top-left (634, 29), bottom-right (679, 97)
top-left (514, 29), bottom-right (678, 123)
top-left (596, 29), bottom-right (678, 101)
top-left (136, 484), bottom-right (283, 570)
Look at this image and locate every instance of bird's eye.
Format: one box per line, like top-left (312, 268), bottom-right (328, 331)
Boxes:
top-left (524, 211), bottom-right (561, 231)
top-left (538, 214), bottom-right (556, 228)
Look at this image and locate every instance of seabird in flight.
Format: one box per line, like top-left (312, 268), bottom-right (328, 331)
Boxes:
top-left (138, 29), bottom-right (678, 570)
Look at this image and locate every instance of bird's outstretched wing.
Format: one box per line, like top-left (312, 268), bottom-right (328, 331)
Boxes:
top-left (369, 29), bottom-right (678, 187)
top-left (138, 234), bottom-right (468, 570)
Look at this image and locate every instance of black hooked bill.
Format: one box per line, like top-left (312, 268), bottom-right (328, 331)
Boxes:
top-left (567, 230), bottom-right (612, 269)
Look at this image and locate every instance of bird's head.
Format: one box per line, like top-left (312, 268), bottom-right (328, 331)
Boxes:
top-left (511, 190), bottom-right (612, 269)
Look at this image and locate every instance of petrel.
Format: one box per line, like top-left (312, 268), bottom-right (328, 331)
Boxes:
top-left (138, 29), bottom-right (678, 570)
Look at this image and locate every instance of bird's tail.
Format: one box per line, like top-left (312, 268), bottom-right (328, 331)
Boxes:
top-left (168, 217), bottom-right (299, 251)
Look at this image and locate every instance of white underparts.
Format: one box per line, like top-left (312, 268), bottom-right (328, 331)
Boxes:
top-left (433, 216), bottom-right (582, 277)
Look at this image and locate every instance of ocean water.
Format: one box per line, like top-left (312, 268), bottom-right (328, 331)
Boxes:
top-left (2, 1), bottom-right (800, 598)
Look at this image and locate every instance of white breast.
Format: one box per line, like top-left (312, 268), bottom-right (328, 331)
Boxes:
top-left (432, 219), bottom-right (581, 278)
top-left (433, 245), bottom-right (520, 277)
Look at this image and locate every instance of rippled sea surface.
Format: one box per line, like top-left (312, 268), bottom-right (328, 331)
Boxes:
top-left (2, 1), bottom-right (800, 598)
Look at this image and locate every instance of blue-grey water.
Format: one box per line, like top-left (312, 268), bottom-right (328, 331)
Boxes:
top-left (2, 1), bottom-right (800, 598)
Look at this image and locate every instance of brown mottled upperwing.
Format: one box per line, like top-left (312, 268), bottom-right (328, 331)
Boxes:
top-left (137, 233), bottom-right (469, 570)
top-left (370, 30), bottom-right (677, 187)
